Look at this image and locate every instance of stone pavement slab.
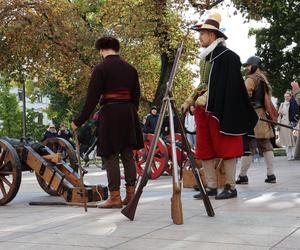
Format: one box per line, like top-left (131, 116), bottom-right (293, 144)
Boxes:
top-left (0, 156), bottom-right (300, 249)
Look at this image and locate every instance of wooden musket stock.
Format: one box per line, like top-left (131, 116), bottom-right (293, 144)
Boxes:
top-left (73, 129), bottom-right (88, 212)
top-left (168, 100), bottom-right (183, 224)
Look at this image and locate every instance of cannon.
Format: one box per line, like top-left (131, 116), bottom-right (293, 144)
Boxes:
top-left (0, 137), bottom-right (108, 206)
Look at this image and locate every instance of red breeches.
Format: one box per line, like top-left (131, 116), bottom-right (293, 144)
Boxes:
top-left (194, 106), bottom-right (243, 160)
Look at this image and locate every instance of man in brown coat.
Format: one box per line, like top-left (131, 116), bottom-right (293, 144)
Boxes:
top-left (72, 36), bottom-right (143, 208)
top-left (236, 56), bottom-right (276, 184)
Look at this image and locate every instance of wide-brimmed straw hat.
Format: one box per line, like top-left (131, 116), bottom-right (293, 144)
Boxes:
top-left (191, 13), bottom-right (227, 40)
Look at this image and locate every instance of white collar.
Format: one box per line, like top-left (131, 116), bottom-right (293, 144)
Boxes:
top-left (200, 38), bottom-right (225, 59)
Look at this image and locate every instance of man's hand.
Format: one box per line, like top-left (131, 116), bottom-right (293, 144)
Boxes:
top-left (181, 95), bottom-right (194, 113)
top-left (195, 91), bottom-right (208, 107)
top-left (181, 101), bottom-right (190, 113)
top-left (71, 121), bottom-right (78, 131)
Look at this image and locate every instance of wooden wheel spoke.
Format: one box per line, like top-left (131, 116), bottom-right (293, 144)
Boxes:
top-left (56, 146), bottom-right (62, 153)
top-left (52, 143), bottom-right (57, 152)
top-left (137, 159), bottom-right (146, 165)
top-left (150, 165), bottom-right (157, 172)
top-left (0, 179), bottom-right (7, 196)
top-left (154, 148), bottom-right (162, 155)
top-left (135, 150), bottom-right (145, 157)
top-left (153, 156), bottom-right (163, 162)
top-left (0, 176), bottom-right (12, 187)
top-left (0, 161), bottom-right (9, 171)
top-left (0, 171), bottom-right (13, 175)
top-left (63, 153), bottom-right (69, 161)
top-left (0, 150), bottom-right (6, 165)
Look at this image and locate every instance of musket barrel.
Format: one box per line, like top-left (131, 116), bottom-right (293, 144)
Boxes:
top-left (260, 118), bottom-right (300, 131)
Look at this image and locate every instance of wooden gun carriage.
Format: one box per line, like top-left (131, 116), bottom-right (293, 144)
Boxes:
top-left (0, 137), bottom-right (108, 206)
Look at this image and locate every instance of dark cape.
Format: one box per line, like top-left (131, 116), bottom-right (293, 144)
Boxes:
top-left (73, 55), bottom-right (144, 157)
top-left (206, 45), bottom-right (258, 135)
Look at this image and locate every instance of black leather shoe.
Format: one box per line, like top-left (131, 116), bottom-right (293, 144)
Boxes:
top-left (193, 187), bottom-right (217, 200)
top-left (236, 175), bottom-right (248, 184)
top-left (215, 184), bottom-right (237, 200)
top-left (265, 174), bottom-right (276, 183)
top-left (193, 184), bottom-right (207, 191)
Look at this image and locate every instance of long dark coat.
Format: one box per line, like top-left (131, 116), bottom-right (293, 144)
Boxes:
top-left (73, 55), bottom-right (144, 157)
top-left (206, 45), bottom-right (258, 135)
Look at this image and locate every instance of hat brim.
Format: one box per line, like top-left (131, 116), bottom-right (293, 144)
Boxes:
top-left (191, 24), bottom-right (228, 40)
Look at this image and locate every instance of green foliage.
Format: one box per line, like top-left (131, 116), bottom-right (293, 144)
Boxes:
top-left (41, 80), bottom-right (73, 127)
top-left (233, 0), bottom-right (300, 100)
top-left (0, 0), bottom-right (200, 114)
top-left (26, 109), bottom-right (48, 141)
top-left (0, 74), bottom-right (48, 140)
top-left (0, 75), bottom-right (22, 138)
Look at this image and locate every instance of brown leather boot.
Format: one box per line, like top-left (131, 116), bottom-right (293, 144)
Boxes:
top-left (122, 186), bottom-right (135, 205)
top-left (98, 190), bottom-right (122, 208)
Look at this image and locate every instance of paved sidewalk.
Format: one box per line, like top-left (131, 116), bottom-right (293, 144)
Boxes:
top-left (0, 156), bottom-right (300, 250)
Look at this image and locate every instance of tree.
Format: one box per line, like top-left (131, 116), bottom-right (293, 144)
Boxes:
top-left (232, 0), bottom-right (300, 100)
top-left (26, 108), bottom-right (47, 141)
top-left (1, 0), bottom-right (215, 120)
top-left (0, 0), bottom-right (200, 117)
top-left (0, 75), bottom-right (22, 138)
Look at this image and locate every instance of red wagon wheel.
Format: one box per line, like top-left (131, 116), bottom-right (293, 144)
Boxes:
top-left (165, 133), bottom-right (187, 175)
top-left (134, 134), bottom-right (168, 179)
top-left (0, 139), bottom-right (22, 206)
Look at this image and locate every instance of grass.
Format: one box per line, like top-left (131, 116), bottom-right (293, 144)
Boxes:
top-left (273, 147), bottom-right (286, 157)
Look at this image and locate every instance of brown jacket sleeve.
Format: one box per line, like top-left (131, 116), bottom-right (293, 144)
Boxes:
top-left (73, 65), bottom-right (104, 127)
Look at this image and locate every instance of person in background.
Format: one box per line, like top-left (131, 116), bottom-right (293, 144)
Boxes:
top-left (143, 106), bottom-right (159, 134)
top-left (236, 56), bottom-right (276, 184)
top-left (42, 124), bottom-right (57, 141)
top-left (184, 105), bottom-right (196, 149)
top-left (58, 124), bottom-right (72, 142)
top-left (291, 80), bottom-right (300, 105)
top-left (277, 90), bottom-right (298, 160)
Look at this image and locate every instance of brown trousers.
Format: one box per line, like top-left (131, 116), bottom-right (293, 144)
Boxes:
top-left (104, 148), bottom-right (136, 191)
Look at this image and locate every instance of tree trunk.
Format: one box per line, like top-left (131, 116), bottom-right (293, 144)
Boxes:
top-left (153, 52), bottom-right (175, 109)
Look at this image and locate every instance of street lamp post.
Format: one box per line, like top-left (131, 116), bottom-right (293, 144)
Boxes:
top-left (21, 79), bottom-right (27, 138)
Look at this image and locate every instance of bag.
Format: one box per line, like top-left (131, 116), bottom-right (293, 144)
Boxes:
top-left (182, 166), bottom-right (206, 188)
top-left (182, 160), bottom-right (206, 188)
top-left (182, 159), bottom-right (225, 188)
top-left (264, 93), bottom-right (278, 122)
